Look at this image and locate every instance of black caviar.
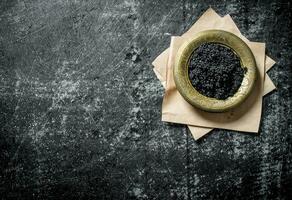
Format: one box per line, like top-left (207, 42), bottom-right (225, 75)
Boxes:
top-left (188, 43), bottom-right (245, 100)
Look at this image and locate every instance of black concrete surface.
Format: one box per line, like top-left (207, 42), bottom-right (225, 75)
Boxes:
top-left (0, 0), bottom-right (291, 199)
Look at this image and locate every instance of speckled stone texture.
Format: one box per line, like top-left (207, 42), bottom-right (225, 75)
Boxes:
top-left (0, 0), bottom-right (291, 199)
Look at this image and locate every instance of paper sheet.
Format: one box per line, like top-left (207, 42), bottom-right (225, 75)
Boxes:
top-left (162, 37), bottom-right (265, 132)
top-left (152, 8), bottom-right (276, 139)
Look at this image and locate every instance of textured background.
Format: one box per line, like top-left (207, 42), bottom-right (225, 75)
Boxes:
top-left (0, 0), bottom-right (291, 199)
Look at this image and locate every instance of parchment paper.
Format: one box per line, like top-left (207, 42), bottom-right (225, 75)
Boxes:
top-left (152, 8), bottom-right (276, 139)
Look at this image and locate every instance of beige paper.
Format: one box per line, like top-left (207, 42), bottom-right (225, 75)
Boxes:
top-left (152, 49), bottom-right (169, 89)
top-left (266, 56), bottom-right (276, 72)
top-left (264, 56), bottom-right (277, 95)
top-left (152, 8), bottom-right (276, 139)
top-left (163, 36), bottom-right (265, 132)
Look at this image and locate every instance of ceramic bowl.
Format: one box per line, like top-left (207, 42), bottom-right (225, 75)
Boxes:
top-left (173, 30), bottom-right (257, 112)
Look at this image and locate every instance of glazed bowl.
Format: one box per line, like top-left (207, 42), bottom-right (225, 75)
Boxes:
top-left (173, 30), bottom-right (257, 112)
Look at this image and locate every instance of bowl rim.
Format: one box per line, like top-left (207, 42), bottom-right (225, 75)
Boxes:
top-left (173, 30), bottom-right (257, 112)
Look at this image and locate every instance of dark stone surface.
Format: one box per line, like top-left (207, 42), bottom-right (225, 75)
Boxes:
top-left (0, 0), bottom-right (291, 199)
